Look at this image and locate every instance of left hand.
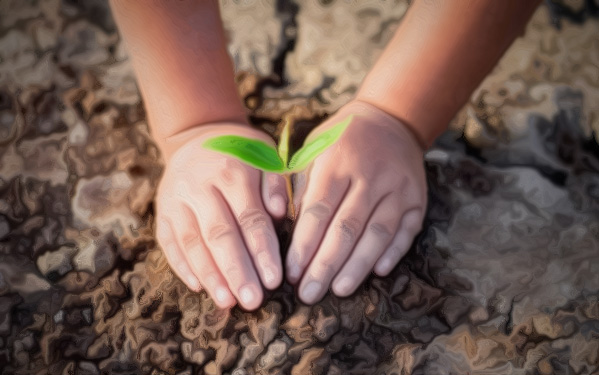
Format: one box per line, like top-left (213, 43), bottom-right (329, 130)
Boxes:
top-left (286, 100), bottom-right (428, 304)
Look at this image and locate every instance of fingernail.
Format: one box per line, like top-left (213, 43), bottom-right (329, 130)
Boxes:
top-left (334, 276), bottom-right (353, 295)
top-left (214, 286), bottom-right (230, 304)
top-left (263, 265), bottom-right (276, 285)
top-left (301, 281), bottom-right (321, 303)
top-left (271, 195), bottom-right (286, 214)
top-left (239, 284), bottom-right (256, 306)
top-left (287, 262), bottom-right (301, 283)
top-left (187, 275), bottom-right (200, 290)
top-left (376, 258), bottom-right (392, 275)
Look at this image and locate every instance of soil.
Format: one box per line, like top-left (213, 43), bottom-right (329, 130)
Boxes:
top-left (0, 0), bottom-right (598, 374)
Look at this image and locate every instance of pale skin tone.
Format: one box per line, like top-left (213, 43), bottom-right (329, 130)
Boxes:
top-left (110, 0), bottom-right (541, 309)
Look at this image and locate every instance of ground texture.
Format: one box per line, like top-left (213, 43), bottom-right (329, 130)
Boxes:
top-left (0, 0), bottom-right (598, 374)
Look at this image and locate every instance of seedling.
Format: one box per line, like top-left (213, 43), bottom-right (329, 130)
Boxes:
top-left (202, 115), bottom-right (354, 217)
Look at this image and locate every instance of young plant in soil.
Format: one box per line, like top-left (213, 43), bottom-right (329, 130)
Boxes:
top-left (202, 115), bottom-right (354, 218)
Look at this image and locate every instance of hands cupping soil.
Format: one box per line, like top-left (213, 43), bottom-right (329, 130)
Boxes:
top-left (155, 123), bottom-right (289, 311)
top-left (287, 100), bottom-right (427, 304)
top-left (155, 102), bottom-right (427, 310)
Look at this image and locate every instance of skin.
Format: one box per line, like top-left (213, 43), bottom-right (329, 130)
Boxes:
top-left (289, 0), bottom-right (541, 304)
top-left (287, 100), bottom-right (427, 303)
top-left (154, 123), bottom-right (287, 310)
top-left (110, 0), bottom-right (288, 310)
top-left (109, 0), bottom-right (541, 309)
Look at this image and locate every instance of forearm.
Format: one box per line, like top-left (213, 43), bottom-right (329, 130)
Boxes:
top-left (356, 0), bottom-right (541, 148)
top-left (109, 0), bottom-right (247, 151)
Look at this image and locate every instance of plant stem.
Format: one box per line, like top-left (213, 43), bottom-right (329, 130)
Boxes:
top-left (284, 173), bottom-right (295, 220)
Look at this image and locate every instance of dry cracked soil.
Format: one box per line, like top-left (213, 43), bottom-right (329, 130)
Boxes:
top-left (0, 0), bottom-right (598, 374)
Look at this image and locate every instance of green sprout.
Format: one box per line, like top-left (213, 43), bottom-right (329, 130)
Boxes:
top-left (202, 115), bottom-right (354, 219)
top-left (202, 114), bottom-right (354, 175)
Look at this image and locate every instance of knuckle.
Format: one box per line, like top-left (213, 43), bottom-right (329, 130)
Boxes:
top-left (238, 208), bottom-right (269, 231)
top-left (205, 223), bottom-right (235, 242)
top-left (388, 245), bottom-right (405, 259)
top-left (180, 235), bottom-right (203, 252)
top-left (223, 263), bottom-right (245, 281)
top-left (337, 217), bottom-right (362, 244)
top-left (310, 261), bottom-right (336, 280)
top-left (368, 222), bottom-right (394, 240)
top-left (304, 201), bottom-right (333, 220)
top-left (288, 243), bottom-right (312, 268)
top-left (216, 159), bottom-right (252, 186)
top-left (200, 272), bottom-right (221, 288)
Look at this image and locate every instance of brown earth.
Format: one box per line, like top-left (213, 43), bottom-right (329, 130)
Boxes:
top-left (0, 0), bottom-right (598, 374)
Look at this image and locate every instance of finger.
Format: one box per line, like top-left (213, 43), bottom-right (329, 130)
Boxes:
top-left (331, 194), bottom-right (400, 297)
top-left (286, 168), bottom-right (350, 285)
top-left (221, 173), bottom-right (283, 290)
top-left (195, 188), bottom-right (264, 311)
top-left (261, 172), bottom-right (288, 220)
top-left (175, 204), bottom-right (235, 308)
top-left (155, 216), bottom-right (201, 292)
top-left (298, 184), bottom-right (374, 304)
top-left (291, 170), bottom-right (308, 219)
top-left (374, 209), bottom-right (424, 277)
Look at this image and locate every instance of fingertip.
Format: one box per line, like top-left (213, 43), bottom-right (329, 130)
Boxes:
top-left (254, 239), bottom-right (283, 290)
top-left (332, 276), bottom-right (355, 297)
top-left (238, 284), bottom-right (263, 311)
top-left (374, 253), bottom-right (400, 277)
top-left (298, 280), bottom-right (322, 305)
top-left (262, 263), bottom-right (283, 290)
top-left (372, 210), bottom-right (423, 278)
top-left (402, 208), bottom-right (424, 234)
top-left (268, 194), bottom-right (287, 219)
top-left (285, 256), bottom-right (302, 285)
top-left (262, 173), bottom-right (288, 219)
top-left (373, 260), bottom-right (392, 277)
top-left (163, 241), bottom-right (201, 292)
top-left (185, 273), bottom-right (202, 292)
top-left (212, 286), bottom-right (236, 309)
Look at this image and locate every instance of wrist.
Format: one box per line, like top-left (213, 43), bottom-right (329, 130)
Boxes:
top-left (158, 121), bottom-right (274, 162)
top-left (354, 89), bottom-right (441, 150)
top-left (143, 87), bottom-right (249, 142)
top-left (339, 99), bottom-right (428, 151)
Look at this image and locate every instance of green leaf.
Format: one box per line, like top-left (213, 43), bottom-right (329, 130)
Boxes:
top-left (278, 118), bottom-right (291, 166)
top-left (287, 115), bottom-right (353, 172)
top-left (203, 135), bottom-right (285, 173)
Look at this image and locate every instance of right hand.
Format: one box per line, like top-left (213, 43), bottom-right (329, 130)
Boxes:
top-left (154, 123), bottom-right (288, 310)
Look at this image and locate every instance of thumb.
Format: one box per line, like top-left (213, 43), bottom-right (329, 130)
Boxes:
top-left (261, 172), bottom-right (289, 220)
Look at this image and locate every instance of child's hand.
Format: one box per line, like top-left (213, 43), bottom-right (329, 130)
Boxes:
top-left (286, 101), bottom-right (427, 304)
top-left (155, 123), bottom-right (288, 310)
